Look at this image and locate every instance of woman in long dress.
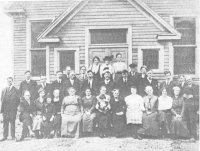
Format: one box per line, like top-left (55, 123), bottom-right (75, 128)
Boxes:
top-left (125, 86), bottom-right (145, 139)
top-left (110, 89), bottom-right (126, 138)
top-left (82, 88), bottom-right (96, 136)
top-left (88, 56), bottom-right (101, 81)
top-left (158, 87), bottom-right (173, 138)
top-left (171, 86), bottom-right (189, 139)
top-left (96, 86), bottom-right (111, 138)
top-left (138, 86), bottom-right (159, 137)
top-left (32, 88), bottom-right (46, 139)
top-left (61, 87), bottom-right (82, 138)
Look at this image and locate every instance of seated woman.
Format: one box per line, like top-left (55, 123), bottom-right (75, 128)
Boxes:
top-left (171, 86), bottom-right (189, 139)
top-left (82, 88), bottom-right (96, 136)
top-left (61, 87), bottom-right (82, 138)
top-left (110, 89), bottom-right (126, 138)
top-left (138, 86), bottom-right (159, 138)
top-left (32, 88), bottom-right (46, 139)
top-left (125, 86), bottom-right (145, 140)
top-left (96, 86), bottom-right (111, 138)
top-left (158, 87), bottom-right (173, 138)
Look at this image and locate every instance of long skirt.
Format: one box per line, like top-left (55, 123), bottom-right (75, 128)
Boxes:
top-left (82, 113), bottom-right (96, 132)
top-left (112, 114), bottom-right (125, 134)
top-left (158, 110), bottom-right (172, 133)
top-left (32, 115), bottom-right (43, 131)
top-left (138, 112), bottom-right (159, 137)
top-left (98, 112), bottom-right (109, 133)
top-left (171, 116), bottom-right (189, 138)
top-left (61, 113), bottom-right (82, 138)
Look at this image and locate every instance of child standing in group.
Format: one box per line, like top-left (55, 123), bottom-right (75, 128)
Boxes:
top-left (43, 93), bottom-right (54, 138)
top-left (125, 86), bottom-right (145, 140)
top-left (52, 89), bottom-right (62, 138)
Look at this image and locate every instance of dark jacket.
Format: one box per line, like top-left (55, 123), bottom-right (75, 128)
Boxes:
top-left (99, 80), bottom-right (115, 96)
top-left (137, 74), bottom-right (148, 96)
top-left (81, 78), bottom-right (99, 96)
top-left (19, 80), bottom-right (37, 100)
top-left (62, 79), bottom-right (80, 96)
top-left (115, 77), bottom-right (133, 98)
top-left (37, 83), bottom-right (51, 96)
top-left (51, 79), bottom-right (64, 98)
top-left (144, 78), bottom-right (159, 96)
top-left (1, 86), bottom-right (20, 114)
top-left (128, 71), bottom-right (139, 88)
top-left (160, 80), bottom-right (175, 96)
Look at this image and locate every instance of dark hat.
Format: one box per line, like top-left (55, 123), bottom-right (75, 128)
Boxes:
top-left (103, 56), bottom-right (113, 61)
top-left (122, 69), bottom-right (128, 74)
top-left (129, 63), bottom-right (137, 68)
top-left (102, 67), bottom-right (110, 74)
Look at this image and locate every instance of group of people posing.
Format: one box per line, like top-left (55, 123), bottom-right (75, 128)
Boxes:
top-left (0, 53), bottom-right (199, 142)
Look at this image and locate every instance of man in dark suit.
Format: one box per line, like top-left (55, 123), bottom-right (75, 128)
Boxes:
top-left (115, 70), bottom-right (133, 98)
top-left (159, 71), bottom-right (175, 96)
top-left (0, 77), bottom-right (20, 141)
top-left (19, 71), bottom-right (37, 101)
top-left (99, 70), bottom-right (114, 96)
top-left (36, 75), bottom-right (51, 97)
top-left (145, 69), bottom-right (159, 96)
top-left (177, 75), bottom-right (187, 96)
top-left (51, 71), bottom-right (64, 98)
top-left (138, 65), bottom-right (148, 96)
top-left (76, 66), bottom-right (88, 89)
top-left (62, 70), bottom-right (80, 96)
top-left (183, 76), bottom-right (199, 141)
top-left (81, 70), bottom-right (99, 96)
top-left (62, 66), bottom-right (71, 82)
top-left (128, 63), bottom-right (139, 90)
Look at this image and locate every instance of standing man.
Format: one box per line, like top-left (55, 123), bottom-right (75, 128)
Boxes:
top-left (128, 63), bottom-right (139, 89)
top-left (62, 66), bottom-right (71, 82)
top-left (145, 69), bottom-right (158, 96)
top-left (37, 75), bottom-right (51, 97)
top-left (183, 76), bottom-right (199, 141)
top-left (112, 53), bottom-right (127, 82)
top-left (0, 77), bottom-right (20, 141)
top-left (160, 71), bottom-right (174, 96)
top-left (76, 66), bottom-right (88, 88)
top-left (51, 71), bottom-right (64, 98)
top-left (19, 71), bottom-right (37, 101)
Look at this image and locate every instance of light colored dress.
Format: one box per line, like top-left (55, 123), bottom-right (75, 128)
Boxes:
top-left (61, 95), bottom-right (82, 138)
top-left (125, 94), bottom-right (145, 124)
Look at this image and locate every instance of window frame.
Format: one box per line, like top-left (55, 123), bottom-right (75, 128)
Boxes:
top-left (27, 18), bottom-right (52, 80)
top-left (138, 46), bottom-right (164, 72)
top-left (170, 15), bottom-right (198, 77)
top-left (54, 48), bottom-right (80, 74)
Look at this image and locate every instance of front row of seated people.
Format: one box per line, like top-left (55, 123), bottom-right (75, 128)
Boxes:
top-left (16, 82), bottom-right (198, 142)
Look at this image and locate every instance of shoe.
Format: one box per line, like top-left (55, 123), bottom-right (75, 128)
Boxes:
top-left (16, 137), bottom-right (24, 142)
top-left (0, 138), bottom-right (7, 142)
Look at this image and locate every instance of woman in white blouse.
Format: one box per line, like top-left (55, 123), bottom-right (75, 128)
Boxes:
top-left (158, 87), bottom-right (173, 138)
top-left (125, 86), bottom-right (145, 139)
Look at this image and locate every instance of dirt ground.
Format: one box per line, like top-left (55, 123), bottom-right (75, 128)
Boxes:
top-left (0, 121), bottom-right (199, 151)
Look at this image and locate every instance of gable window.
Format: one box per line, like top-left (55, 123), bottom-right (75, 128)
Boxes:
top-left (90, 28), bottom-right (127, 44)
top-left (138, 46), bottom-right (164, 72)
top-left (30, 20), bottom-right (51, 76)
top-left (173, 17), bottom-right (196, 74)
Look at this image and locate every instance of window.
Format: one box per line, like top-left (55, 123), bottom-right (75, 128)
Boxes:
top-left (31, 50), bottom-right (46, 76)
top-left (143, 49), bottom-right (159, 69)
top-left (31, 21), bottom-right (51, 48)
top-left (173, 17), bottom-right (196, 74)
top-left (90, 29), bottom-right (127, 44)
top-left (138, 46), bottom-right (164, 72)
top-left (59, 51), bottom-right (75, 71)
top-left (30, 20), bottom-right (51, 76)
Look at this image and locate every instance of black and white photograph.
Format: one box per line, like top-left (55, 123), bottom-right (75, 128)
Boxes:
top-left (0, 0), bottom-right (199, 150)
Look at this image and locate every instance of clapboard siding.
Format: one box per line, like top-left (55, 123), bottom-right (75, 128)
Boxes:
top-left (9, 0), bottom-right (199, 84)
top-left (12, 15), bottom-right (27, 87)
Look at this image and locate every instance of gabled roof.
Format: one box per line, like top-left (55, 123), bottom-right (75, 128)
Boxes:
top-left (6, 0), bottom-right (181, 42)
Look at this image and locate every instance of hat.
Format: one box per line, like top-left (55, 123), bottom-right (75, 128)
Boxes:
top-left (38, 87), bottom-right (45, 94)
top-left (122, 69), bottom-right (128, 74)
top-left (140, 65), bottom-right (147, 71)
top-left (103, 56), bottom-right (113, 61)
top-left (129, 63), bottom-right (137, 68)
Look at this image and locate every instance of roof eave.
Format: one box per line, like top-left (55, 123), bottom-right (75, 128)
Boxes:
top-left (157, 34), bottom-right (181, 40)
top-left (38, 37), bottom-right (60, 43)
